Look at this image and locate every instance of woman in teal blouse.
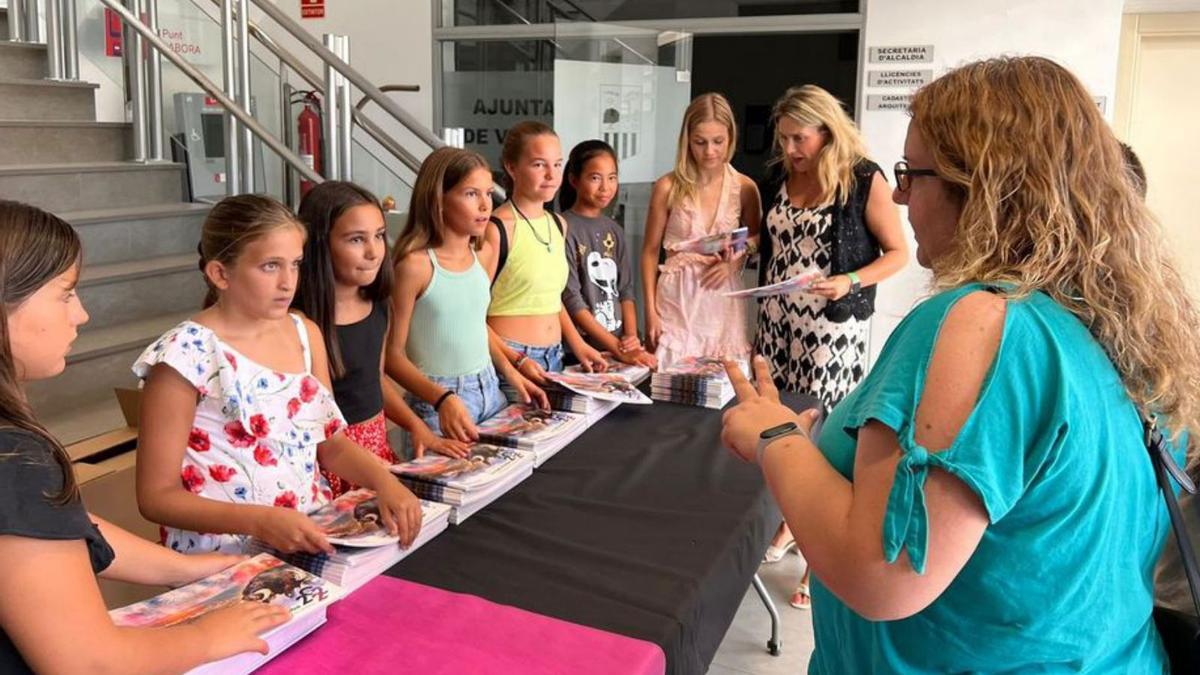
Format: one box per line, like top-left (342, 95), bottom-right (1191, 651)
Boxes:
top-left (721, 56), bottom-right (1200, 672)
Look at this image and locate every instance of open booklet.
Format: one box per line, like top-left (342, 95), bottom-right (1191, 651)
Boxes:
top-left (723, 266), bottom-right (824, 299)
top-left (668, 227), bottom-right (749, 255)
top-left (110, 554), bottom-right (339, 675)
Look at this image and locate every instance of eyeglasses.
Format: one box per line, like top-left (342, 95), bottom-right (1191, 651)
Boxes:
top-left (893, 161), bottom-right (938, 192)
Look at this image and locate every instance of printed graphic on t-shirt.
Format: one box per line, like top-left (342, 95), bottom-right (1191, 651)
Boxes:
top-left (583, 233), bottom-right (621, 333)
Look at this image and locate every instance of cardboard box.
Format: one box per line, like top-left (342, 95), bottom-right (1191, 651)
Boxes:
top-left (69, 388), bottom-right (166, 608)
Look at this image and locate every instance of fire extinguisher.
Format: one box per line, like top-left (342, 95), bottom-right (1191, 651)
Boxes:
top-left (295, 92), bottom-right (322, 197)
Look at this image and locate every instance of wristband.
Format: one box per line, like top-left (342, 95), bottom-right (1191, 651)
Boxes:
top-left (846, 271), bottom-right (862, 295)
top-left (755, 422), bottom-right (808, 465)
top-left (514, 354), bottom-right (529, 369)
top-left (434, 391), bottom-right (456, 411)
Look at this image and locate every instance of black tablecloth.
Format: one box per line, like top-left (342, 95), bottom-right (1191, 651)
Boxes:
top-left (388, 393), bottom-right (816, 675)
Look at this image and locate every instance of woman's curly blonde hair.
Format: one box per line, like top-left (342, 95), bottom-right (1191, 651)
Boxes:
top-left (911, 56), bottom-right (1200, 453)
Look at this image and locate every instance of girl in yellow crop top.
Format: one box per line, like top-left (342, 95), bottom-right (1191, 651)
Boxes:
top-left (484, 121), bottom-right (607, 380)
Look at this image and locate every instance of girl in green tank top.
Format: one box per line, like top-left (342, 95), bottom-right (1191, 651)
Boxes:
top-left (387, 148), bottom-right (549, 449)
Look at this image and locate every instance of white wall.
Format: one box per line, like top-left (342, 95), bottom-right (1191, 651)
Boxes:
top-left (857, 0), bottom-right (1125, 363)
top-left (262, 0), bottom-right (434, 131)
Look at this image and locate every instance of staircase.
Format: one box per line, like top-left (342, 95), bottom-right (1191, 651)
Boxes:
top-left (1, 29), bottom-right (209, 446)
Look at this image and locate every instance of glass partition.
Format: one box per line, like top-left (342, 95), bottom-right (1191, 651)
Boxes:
top-left (449, 0), bottom-right (860, 27)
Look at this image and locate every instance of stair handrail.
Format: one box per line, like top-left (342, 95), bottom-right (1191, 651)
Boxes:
top-left (97, 0), bottom-right (324, 185)
top-left (200, 1), bottom-right (426, 175)
top-left (248, 0), bottom-right (445, 153)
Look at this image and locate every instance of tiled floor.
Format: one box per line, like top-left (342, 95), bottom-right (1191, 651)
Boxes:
top-left (708, 553), bottom-right (815, 674)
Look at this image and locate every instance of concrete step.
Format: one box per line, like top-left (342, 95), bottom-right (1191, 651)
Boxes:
top-left (0, 77), bottom-right (96, 120)
top-left (66, 202), bottom-right (210, 266)
top-left (0, 40), bottom-right (47, 80)
top-left (79, 254), bottom-right (206, 330)
top-left (0, 161), bottom-right (185, 211)
top-left (25, 311), bottom-right (191, 424)
top-left (0, 120), bottom-right (131, 165)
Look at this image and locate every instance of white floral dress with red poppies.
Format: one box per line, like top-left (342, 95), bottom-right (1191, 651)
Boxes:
top-left (132, 315), bottom-right (346, 554)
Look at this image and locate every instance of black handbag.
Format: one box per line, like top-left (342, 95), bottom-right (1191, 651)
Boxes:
top-left (1145, 417), bottom-right (1200, 673)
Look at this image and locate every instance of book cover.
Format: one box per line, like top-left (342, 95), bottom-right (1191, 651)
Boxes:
top-left (565, 354), bottom-right (650, 385)
top-left (476, 404), bottom-right (584, 448)
top-left (668, 227), bottom-right (749, 255)
top-left (307, 489), bottom-right (396, 548)
top-left (543, 371), bottom-right (653, 405)
top-left (110, 554), bottom-right (336, 628)
top-left (390, 443), bottom-right (532, 491)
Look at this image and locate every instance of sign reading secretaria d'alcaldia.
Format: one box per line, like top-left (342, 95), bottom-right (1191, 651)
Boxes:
top-left (869, 45), bottom-right (934, 64)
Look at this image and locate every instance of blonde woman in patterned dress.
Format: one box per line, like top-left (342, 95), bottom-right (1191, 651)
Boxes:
top-left (755, 85), bottom-right (907, 608)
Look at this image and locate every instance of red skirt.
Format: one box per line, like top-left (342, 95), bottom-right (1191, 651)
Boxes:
top-left (322, 412), bottom-right (397, 498)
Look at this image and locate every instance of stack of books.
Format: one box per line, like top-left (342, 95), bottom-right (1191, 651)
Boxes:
top-left (390, 444), bottom-right (535, 524)
top-left (248, 490), bottom-right (453, 594)
top-left (651, 357), bottom-right (747, 409)
top-left (502, 353), bottom-right (651, 418)
top-left (475, 403), bottom-right (588, 467)
top-left (109, 554), bottom-right (339, 675)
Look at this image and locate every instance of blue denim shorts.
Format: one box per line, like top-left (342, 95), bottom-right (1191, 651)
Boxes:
top-left (504, 339), bottom-right (564, 373)
top-left (404, 363), bottom-right (506, 453)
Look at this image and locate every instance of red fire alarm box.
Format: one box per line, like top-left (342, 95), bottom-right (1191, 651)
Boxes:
top-left (300, 0), bottom-right (324, 19)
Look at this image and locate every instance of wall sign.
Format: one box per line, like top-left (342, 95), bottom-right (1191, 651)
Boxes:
top-left (869, 45), bottom-right (934, 64)
top-left (866, 94), bottom-right (913, 112)
top-left (867, 69), bottom-right (933, 88)
top-left (301, 0), bottom-right (325, 19)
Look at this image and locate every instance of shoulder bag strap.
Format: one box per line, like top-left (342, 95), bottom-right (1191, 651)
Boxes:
top-left (1146, 415), bottom-right (1200, 620)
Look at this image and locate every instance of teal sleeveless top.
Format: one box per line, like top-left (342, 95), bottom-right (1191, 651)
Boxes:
top-left (810, 283), bottom-right (1182, 673)
top-left (407, 249), bottom-right (492, 377)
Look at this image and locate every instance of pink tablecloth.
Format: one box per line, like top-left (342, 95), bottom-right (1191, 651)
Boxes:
top-left (259, 575), bottom-right (666, 675)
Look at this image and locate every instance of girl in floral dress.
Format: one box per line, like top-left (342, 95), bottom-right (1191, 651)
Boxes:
top-left (292, 181), bottom-right (469, 491)
top-left (133, 195), bottom-right (422, 555)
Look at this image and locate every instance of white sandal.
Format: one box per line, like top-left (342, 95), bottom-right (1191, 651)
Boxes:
top-left (761, 538), bottom-right (797, 564)
top-left (789, 582), bottom-right (811, 610)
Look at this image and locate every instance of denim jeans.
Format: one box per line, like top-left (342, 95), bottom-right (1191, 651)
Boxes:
top-left (504, 339), bottom-right (564, 373)
top-left (404, 363), bottom-right (506, 455)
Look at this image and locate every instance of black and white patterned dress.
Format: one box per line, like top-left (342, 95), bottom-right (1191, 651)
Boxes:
top-left (755, 186), bottom-right (869, 411)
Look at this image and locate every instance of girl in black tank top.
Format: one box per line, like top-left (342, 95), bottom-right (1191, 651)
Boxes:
top-left (295, 182), bottom-right (471, 496)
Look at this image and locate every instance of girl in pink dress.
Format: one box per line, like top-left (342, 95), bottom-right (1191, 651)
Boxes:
top-left (641, 93), bottom-right (762, 368)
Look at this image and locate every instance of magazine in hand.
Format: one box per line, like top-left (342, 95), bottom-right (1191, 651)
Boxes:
top-left (249, 500), bottom-right (453, 595)
top-left (309, 488), bottom-right (397, 547)
top-left (723, 266), bottom-right (824, 299)
top-left (543, 371), bottom-right (653, 405)
top-left (668, 227), bottom-right (749, 256)
top-left (565, 353), bottom-right (650, 385)
top-left (476, 404), bottom-right (587, 450)
top-left (110, 554), bottom-right (338, 675)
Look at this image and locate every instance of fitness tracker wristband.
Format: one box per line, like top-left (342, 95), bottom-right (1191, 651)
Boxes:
top-left (755, 421), bottom-right (808, 465)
